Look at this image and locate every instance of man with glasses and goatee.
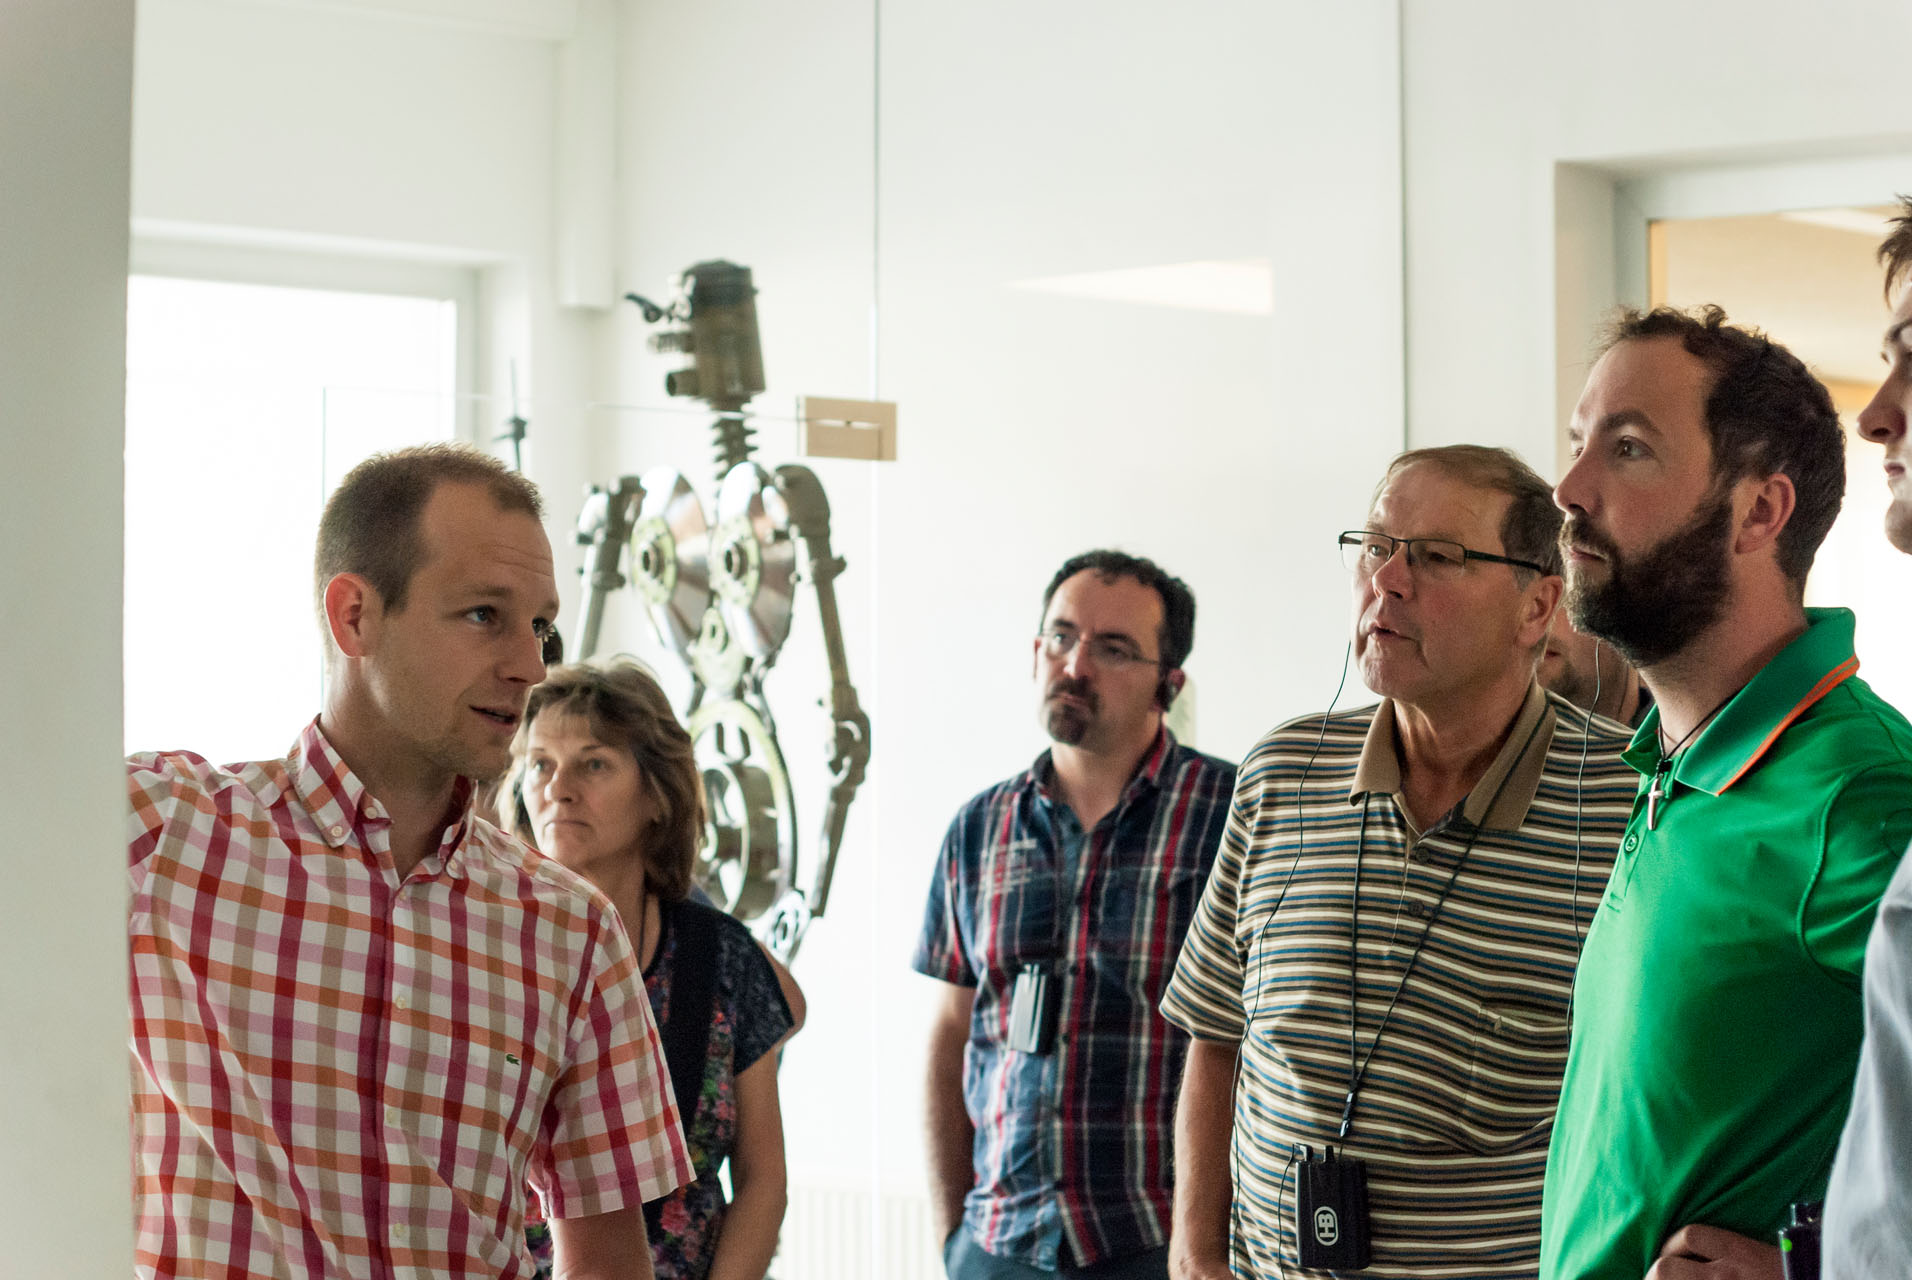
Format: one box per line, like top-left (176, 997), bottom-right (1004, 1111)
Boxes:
top-left (915, 550), bottom-right (1235, 1280)
top-left (1164, 445), bottom-right (1634, 1280)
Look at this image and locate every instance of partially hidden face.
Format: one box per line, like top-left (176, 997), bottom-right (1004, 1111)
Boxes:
top-left (1032, 570), bottom-right (1166, 755)
top-left (1538, 606), bottom-right (1605, 709)
top-left (520, 708), bottom-right (660, 877)
top-left (1351, 463), bottom-right (1548, 709)
top-left (1859, 285), bottom-right (1912, 554)
top-left (361, 481), bottom-right (559, 784)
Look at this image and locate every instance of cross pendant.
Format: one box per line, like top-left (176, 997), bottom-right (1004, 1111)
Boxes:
top-left (1646, 762), bottom-right (1671, 830)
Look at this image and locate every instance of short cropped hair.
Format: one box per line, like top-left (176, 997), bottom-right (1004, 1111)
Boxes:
top-left (315, 443), bottom-right (543, 618)
top-left (1601, 306), bottom-right (1843, 587)
top-left (1375, 444), bottom-right (1563, 579)
top-left (507, 661), bottom-right (705, 902)
top-left (1880, 196), bottom-right (1912, 303)
top-left (1039, 549), bottom-right (1196, 671)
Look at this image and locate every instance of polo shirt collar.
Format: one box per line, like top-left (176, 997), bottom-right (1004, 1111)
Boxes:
top-left (1621, 607), bottom-right (1860, 797)
top-left (1351, 681), bottom-right (1555, 832)
top-left (291, 717), bottom-right (477, 874)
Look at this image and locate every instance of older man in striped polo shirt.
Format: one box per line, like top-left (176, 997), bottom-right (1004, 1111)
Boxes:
top-left (1164, 445), bottom-right (1635, 1280)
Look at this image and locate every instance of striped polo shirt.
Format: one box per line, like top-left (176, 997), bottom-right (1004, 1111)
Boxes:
top-left (1161, 684), bottom-right (1634, 1278)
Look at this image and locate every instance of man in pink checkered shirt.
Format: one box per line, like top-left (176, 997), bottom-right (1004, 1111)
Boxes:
top-left (126, 445), bottom-right (690, 1279)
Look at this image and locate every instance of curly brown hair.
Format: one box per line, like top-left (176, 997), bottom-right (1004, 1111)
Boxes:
top-left (504, 661), bottom-right (706, 901)
top-left (1599, 305), bottom-right (1843, 590)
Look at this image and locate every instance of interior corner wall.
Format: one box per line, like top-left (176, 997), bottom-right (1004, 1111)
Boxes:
top-left (1401, 0), bottom-right (1912, 475)
top-left (604, 0), bottom-right (1407, 1205)
top-left (0, 1), bottom-right (137, 1271)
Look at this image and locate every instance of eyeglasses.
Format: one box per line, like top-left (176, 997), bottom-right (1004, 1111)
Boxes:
top-left (1037, 627), bottom-right (1163, 670)
top-left (1338, 530), bottom-right (1550, 580)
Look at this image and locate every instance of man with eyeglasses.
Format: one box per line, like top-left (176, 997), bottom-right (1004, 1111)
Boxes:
top-left (1163, 445), bottom-right (1635, 1280)
top-left (914, 550), bottom-right (1236, 1280)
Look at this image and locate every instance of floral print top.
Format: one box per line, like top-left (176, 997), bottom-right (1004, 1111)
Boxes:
top-left (527, 897), bottom-right (794, 1280)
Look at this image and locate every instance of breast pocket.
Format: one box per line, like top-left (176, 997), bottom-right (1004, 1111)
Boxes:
top-left (1455, 1003), bottom-right (1571, 1156)
top-left (1092, 858), bottom-right (1207, 1002)
top-left (971, 835), bottom-right (1059, 976)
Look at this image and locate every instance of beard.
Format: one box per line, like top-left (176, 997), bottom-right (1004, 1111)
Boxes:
top-left (1561, 489), bottom-right (1734, 669)
top-left (1041, 676), bottom-right (1098, 746)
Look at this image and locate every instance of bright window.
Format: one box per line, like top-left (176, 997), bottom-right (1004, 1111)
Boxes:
top-left (124, 272), bottom-right (460, 761)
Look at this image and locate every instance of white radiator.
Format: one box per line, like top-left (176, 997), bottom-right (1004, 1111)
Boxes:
top-left (773, 1176), bottom-right (943, 1280)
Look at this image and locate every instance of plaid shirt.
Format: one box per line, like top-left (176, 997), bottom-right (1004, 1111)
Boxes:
top-left (913, 730), bottom-right (1235, 1268)
top-left (127, 720), bottom-right (691, 1279)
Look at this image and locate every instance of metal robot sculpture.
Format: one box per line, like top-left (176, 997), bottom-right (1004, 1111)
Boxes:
top-left (573, 262), bottom-right (870, 961)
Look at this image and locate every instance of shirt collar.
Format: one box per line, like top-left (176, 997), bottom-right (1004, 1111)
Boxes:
top-left (1621, 607), bottom-right (1861, 797)
top-left (1031, 725), bottom-right (1175, 807)
top-left (1351, 681), bottom-right (1555, 833)
top-left (291, 717), bottom-right (477, 873)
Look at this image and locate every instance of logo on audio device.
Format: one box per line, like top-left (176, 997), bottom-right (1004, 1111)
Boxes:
top-left (1313, 1206), bottom-right (1339, 1245)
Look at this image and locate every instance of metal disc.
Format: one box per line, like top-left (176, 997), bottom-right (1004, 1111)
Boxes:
top-left (711, 462), bottom-right (796, 661)
top-left (627, 467), bottom-right (710, 656)
top-left (687, 695), bottom-right (797, 923)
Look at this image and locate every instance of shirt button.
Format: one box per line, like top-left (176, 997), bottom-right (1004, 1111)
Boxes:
top-left (1407, 901), bottom-right (1428, 918)
top-left (393, 1224), bottom-right (408, 1241)
top-left (394, 995), bottom-right (409, 1010)
top-left (385, 1107), bottom-right (399, 1126)
top-left (1623, 834), bottom-right (1639, 852)
top-left (329, 824), bottom-right (344, 838)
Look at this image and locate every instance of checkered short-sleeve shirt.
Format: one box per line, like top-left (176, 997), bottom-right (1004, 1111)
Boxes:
top-left (127, 720), bottom-right (691, 1279)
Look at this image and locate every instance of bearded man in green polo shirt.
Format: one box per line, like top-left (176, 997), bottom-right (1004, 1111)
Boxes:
top-left (1540, 306), bottom-right (1912, 1280)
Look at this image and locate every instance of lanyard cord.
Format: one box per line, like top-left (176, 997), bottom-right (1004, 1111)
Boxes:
top-left (1338, 708), bottom-right (1546, 1140)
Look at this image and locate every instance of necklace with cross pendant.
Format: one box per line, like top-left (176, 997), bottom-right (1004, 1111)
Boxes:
top-left (1644, 686), bottom-right (1742, 830)
top-left (1646, 755), bottom-right (1674, 829)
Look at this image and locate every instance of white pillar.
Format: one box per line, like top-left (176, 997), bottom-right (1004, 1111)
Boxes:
top-left (0, 1), bottom-right (137, 1273)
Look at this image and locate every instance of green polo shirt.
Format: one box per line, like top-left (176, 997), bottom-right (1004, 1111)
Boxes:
top-left (1541, 608), bottom-right (1912, 1280)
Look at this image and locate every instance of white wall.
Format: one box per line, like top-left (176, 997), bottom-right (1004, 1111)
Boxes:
top-left (601, 0), bottom-right (1407, 1214)
top-left (0, 1), bottom-right (137, 1273)
top-left (1402, 0), bottom-right (1912, 473)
